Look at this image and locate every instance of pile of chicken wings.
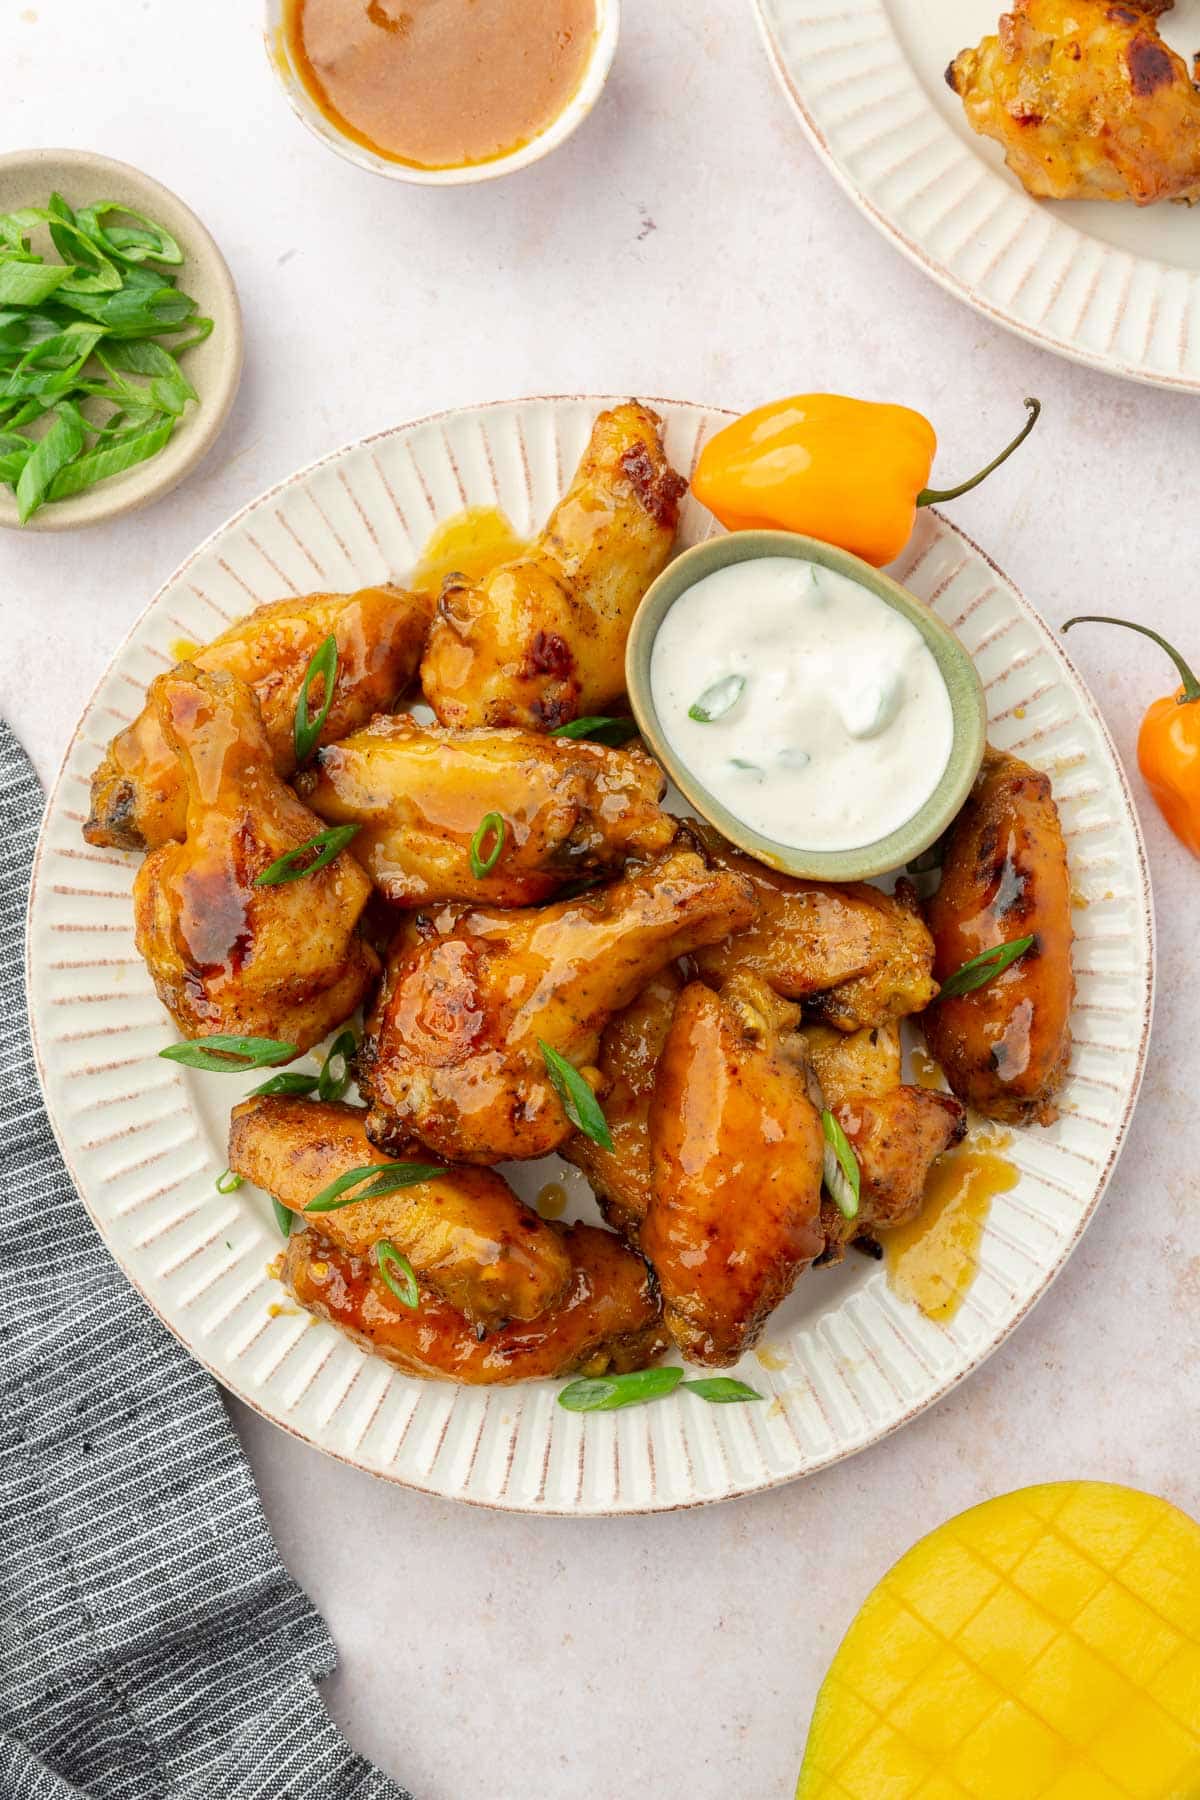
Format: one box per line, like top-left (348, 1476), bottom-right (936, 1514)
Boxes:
top-left (84, 402), bottom-right (1075, 1386)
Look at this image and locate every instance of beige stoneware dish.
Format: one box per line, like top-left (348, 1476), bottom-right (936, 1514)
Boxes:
top-left (0, 148), bottom-right (242, 532)
top-left (25, 395), bottom-right (1154, 1513)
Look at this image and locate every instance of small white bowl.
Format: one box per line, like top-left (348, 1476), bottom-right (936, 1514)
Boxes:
top-left (264, 0), bottom-right (620, 185)
top-left (0, 149), bottom-right (242, 534)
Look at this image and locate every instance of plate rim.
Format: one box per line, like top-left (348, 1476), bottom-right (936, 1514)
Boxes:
top-left (752, 0), bottom-right (1200, 395)
top-left (25, 393), bottom-right (1157, 1514)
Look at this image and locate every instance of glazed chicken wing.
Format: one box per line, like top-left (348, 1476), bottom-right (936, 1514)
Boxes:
top-left (922, 747), bottom-right (1074, 1126)
top-left (296, 713), bottom-right (675, 906)
top-left (228, 1096), bottom-right (571, 1331)
top-left (356, 848), bottom-right (756, 1164)
top-left (285, 1222), bottom-right (668, 1385)
top-left (642, 978), bottom-right (826, 1367)
top-left (691, 831), bottom-right (937, 1030)
top-left (86, 585), bottom-right (433, 851)
top-left (948, 0), bottom-right (1200, 206)
top-left (133, 668), bottom-right (378, 1055)
top-left (560, 966), bottom-right (682, 1238)
top-left (806, 1024), bottom-right (966, 1263)
top-left (420, 403), bottom-right (686, 731)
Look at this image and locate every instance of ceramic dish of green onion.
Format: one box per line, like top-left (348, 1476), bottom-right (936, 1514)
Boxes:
top-left (0, 148), bottom-right (242, 532)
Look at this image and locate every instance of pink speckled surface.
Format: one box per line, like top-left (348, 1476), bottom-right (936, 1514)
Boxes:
top-left (4, 3), bottom-right (1196, 1797)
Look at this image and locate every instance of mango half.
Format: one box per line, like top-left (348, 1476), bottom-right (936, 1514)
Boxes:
top-left (798, 1482), bottom-right (1200, 1798)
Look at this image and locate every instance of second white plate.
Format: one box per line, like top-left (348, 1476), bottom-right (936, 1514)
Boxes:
top-left (756, 0), bottom-right (1200, 390)
top-left (26, 396), bottom-right (1153, 1513)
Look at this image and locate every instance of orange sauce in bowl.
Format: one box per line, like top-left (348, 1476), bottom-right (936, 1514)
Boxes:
top-left (284, 0), bottom-right (598, 171)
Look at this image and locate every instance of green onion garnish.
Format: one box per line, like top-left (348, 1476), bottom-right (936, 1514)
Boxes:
top-left (293, 634), bottom-right (338, 764)
top-left (159, 1035), bottom-right (298, 1073)
top-left (254, 824), bottom-right (360, 887)
top-left (375, 1239), bottom-right (420, 1310)
top-left (821, 1109), bottom-right (861, 1222)
top-left (272, 1197), bottom-right (293, 1240)
top-left (558, 1368), bottom-right (683, 1412)
top-left (469, 812), bottom-right (506, 881)
top-left (304, 1162), bottom-right (446, 1214)
top-left (679, 1378), bottom-right (764, 1403)
top-left (937, 935), bottom-right (1036, 999)
top-left (538, 1040), bottom-right (613, 1149)
top-left (248, 1071), bottom-right (321, 1099)
top-left (214, 1168), bottom-right (243, 1194)
top-left (548, 716), bottom-right (641, 747)
top-left (557, 1368), bottom-right (766, 1412)
top-left (317, 1029), bottom-right (357, 1103)
top-left (688, 674), bottom-right (745, 723)
top-left (0, 192), bottom-right (210, 522)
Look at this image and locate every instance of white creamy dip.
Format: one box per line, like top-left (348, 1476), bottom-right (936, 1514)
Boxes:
top-left (649, 557), bottom-right (954, 852)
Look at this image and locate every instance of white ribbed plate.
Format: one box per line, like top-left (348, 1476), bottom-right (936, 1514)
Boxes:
top-left (756, 0), bottom-right (1200, 390)
top-left (27, 396), bottom-right (1154, 1514)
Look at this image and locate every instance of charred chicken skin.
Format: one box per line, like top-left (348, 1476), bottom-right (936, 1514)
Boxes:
top-left (948, 0), bottom-right (1200, 206)
top-left (419, 403), bottom-right (686, 731)
top-left (86, 585), bottom-right (433, 851)
top-left (285, 1222), bottom-right (668, 1385)
top-left (922, 748), bottom-right (1074, 1126)
top-left (356, 848), bottom-right (757, 1165)
top-left (642, 978), bottom-right (826, 1367)
top-left (560, 966), bottom-right (682, 1238)
top-left (132, 668), bottom-right (378, 1056)
top-left (297, 713), bottom-right (675, 907)
top-left (691, 830), bottom-right (937, 1030)
top-left (228, 1096), bottom-right (571, 1331)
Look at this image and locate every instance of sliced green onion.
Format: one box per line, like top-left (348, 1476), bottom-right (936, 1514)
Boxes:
top-left (548, 716), bottom-right (641, 746)
top-left (254, 823), bottom-right (360, 887)
top-left (938, 935), bottom-right (1036, 1000)
top-left (469, 812), bottom-right (506, 880)
top-left (821, 1109), bottom-right (861, 1222)
top-left (46, 414), bottom-right (173, 502)
top-left (375, 1239), bottom-right (420, 1310)
top-left (0, 262), bottom-right (72, 306)
top-left (214, 1168), bottom-right (243, 1194)
top-left (688, 674), bottom-right (745, 723)
top-left (317, 1029), bottom-right (357, 1103)
top-left (728, 758), bottom-right (765, 781)
top-left (159, 1035), bottom-right (298, 1073)
top-left (558, 1368), bottom-right (683, 1412)
top-left (294, 634), bottom-right (338, 763)
top-left (272, 1197), bottom-right (294, 1240)
top-left (16, 401), bottom-right (84, 522)
top-left (679, 1378), bottom-right (764, 1404)
top-left (249, 1071), bottom-right (320, 1099)
top-left (304, 1162), bottom-right (446, 1214)
top-left (538, 1040), bottom-right (612, 1150)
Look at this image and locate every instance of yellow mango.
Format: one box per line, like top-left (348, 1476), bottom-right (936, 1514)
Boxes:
top-left (798, 1483), bottom-right (1200, 1799)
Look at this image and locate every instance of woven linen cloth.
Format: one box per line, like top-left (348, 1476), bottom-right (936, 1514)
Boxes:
top-left (0, 720), bottom-right (410, 1800)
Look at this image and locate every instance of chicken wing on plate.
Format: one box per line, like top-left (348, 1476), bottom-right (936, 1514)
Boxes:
top-left (356, 848), bottom-right (757, 1165)
top-left (133, 667), bottom-right (378, 1056)
top-left (296, 714), bottom-right (675, 906)
top-left (642, 977), bottom-right (826, 1367)
top-left (807, 1024), bottom-right (966, 1263)
top-left (285, 1222), bottom-right (668, 1385)
top-left (86, 585), bottom-right (433, 851)
top-left (228, 1096), bottom-right (571, 1331)
top-left (420, 403), bottom-right (686, 731)
top-left (948, 0), bottom-right (1200, 206)
top-left (691, 830), bottom-right (937, 1030)
top-left (922, 747), bottom-right (1074, 1126)
top-left (559, 966), bottom-right (682, 1238)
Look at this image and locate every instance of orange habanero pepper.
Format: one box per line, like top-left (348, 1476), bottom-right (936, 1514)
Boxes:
top-left (1062, 615), bottom-right (1200, 859)
top-left (691, 394), bottom-right (1040, 567)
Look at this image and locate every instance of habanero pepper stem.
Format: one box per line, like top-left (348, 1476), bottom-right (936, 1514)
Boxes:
top-left (691, 393), bottom-right (1042, 568)
top-left (1062, 613), bottom-right (1200, 859)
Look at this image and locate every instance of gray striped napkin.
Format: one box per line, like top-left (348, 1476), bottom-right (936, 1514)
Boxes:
top-left (0, 720), bottom-right (411, 1800)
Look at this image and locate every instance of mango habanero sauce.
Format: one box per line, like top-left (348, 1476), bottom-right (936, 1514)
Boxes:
top-left (284, 0), bottom-right (598, 171)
